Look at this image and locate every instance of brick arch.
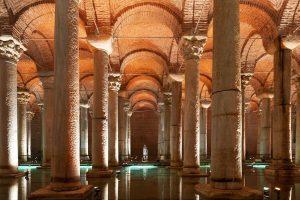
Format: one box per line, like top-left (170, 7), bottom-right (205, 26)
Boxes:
top-left (130, 90), bottom-right (158, 107)
top-left (132, 100), bottom-right (157, 111)
top-left (126, 75), bottom-right (161, 97)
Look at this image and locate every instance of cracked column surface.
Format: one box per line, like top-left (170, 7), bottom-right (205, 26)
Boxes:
top-left (87, 49), bottom-right (113, 177)
top-left (80, 102), bottom-right (89, 161)
top-left (108, 74), bottom-right (121, 167)
top-left (0, 36), bottom-right (25, 177)
top-left (180, 36), bottom-right (206, 176)
top-left (196, 1), bottom-right (262, 199)
top-left (265, 40), bottom-right (300, 178)
top-left (17, 90), bottom-right (30, 163)
top-left (200, 99), bottom-right (211, 159)
top-left (170, 81), bottom-right (182, 167)
top-left (26, 111), bottom-right (35, 160)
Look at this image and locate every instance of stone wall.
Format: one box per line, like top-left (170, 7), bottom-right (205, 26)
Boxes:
top-left (130, 111), bottom-right (158, 161)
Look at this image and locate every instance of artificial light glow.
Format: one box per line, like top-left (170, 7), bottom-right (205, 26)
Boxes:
top-left (275, 187), bottom-right (281, 191)
top-left (127, 165), bottom-right (157, 170)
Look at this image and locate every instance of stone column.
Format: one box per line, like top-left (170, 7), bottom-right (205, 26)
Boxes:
top-left (126, 110), bottom-right (133, 158)
top-left (17, 90), bottom-right (30, 163)
top-left (26, 111), bottom-right (35, 160)
top-left (265, 39), bottom-right (300, 178)
top-left (0, 36), bottom-right (25, 177)
top-left (41, 83), bottom-right (54, 168)
top-left (196, 1), bottom-right (261, 198)
top-left (170, 81), bottom-right (182, 167)
top-left (87, 49), bottom-right (113, 177)
top-left (180, 36), bottom-right (206, 176)
top-left (118, 99), bottom-right (127, 161)
top-left (108, 74), bottom-right (121, 167)
top-left (296, 77), bottom-right (300, 165)
top-left (37, 103), bottom-right (45, 163)
top-left (157, 102), bottom-right (165, 161)
top-left (241, 73), bottom-right (252, 162)
top-left (32, 0), bottom-right (92, 194)
top-left (80, 102), bottom-right (89, 161)
top-left (256, 88), bottom-right (273, 160)
top-left (199, 99), bottom-right (211, 159)
top-left (163, 93), bottom-right (172, 161)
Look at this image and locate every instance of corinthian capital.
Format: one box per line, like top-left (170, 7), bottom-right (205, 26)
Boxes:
top-left (0, 36), bottom-right (26, 63)
top-left (17, 89), bottom-right (30, 105)
top-left (108, 73), bottom-right (121, 91)
top-left (180, 36), bottom-right (207, 61)
top-left (26, 111), bottom-right (35, 121)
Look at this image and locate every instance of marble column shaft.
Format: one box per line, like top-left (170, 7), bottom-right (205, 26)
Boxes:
top-left (272, 41), bottom-right (292, 165)
top-left (200, 101), bottom-right (210, 158)
top-left (118, 100), bottom-right (127, 161)
top-left (211, 0), bottom-right (242, 189)
top-left (157, 103), bottom-right (165, 160)
top-left (170, 81), bottom-right (182, 166)
top-left (163, 94), bottom-right (171, 160)
top-left (258, 97), bottom-right (272, 158)
top-left (91, 49), bottom-right (110, 170)
top-left (42, 86), bottom-right (54, 167)
top-left (181, 36), bottom-right (205, 174)
top-left (17, 91), bottom-right (30, 162)
top-left (26, 111), bottom-right (35, 158)
top-left (80, 103), bottom-right (89, 159)
top-left (0, 36), bottom-right (25, 175)
top-left (296, 78), bottom-right (300, 165)
top-left (50, 0), bottom-right (81, 191)
top-left (108, 76), bottom-right (120, 166)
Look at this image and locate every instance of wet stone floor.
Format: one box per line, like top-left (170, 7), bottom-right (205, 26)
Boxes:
top-left (0, 165), bottom-right (300, 200)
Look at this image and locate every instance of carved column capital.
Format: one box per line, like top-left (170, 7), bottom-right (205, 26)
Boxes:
top-left (0, 35), bottom-right (26, 63)
top-left (180, 36), bottom-right (207, 61)
top-left (163, 92), bottom-right (172, 106)
top-left (17, 89), bottom-right (30, 105)
top-left (241, 73), bottom-right (253, 89)
top-left (26, 111), bottom-right (35, 121)
top-left (108, 73), bottom-right (121, 91)
top-left (200, 99), bottom-right (211, 109)
top-left (256, 87), bottom-right (274, 99)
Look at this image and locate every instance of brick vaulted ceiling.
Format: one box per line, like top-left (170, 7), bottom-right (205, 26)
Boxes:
top-left (1, 0), bottom-right (300, 112)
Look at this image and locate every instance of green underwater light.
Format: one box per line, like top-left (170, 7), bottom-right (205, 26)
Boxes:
top-left (127, 165), bottom-right (158, 170)
top-left (18, 165), bottom-right (39, 171)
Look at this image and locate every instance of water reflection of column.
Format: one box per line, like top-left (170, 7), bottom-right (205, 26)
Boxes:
top-left (19, 177), bottom-right (27, 200)
top-left (108, 177), bottom-right (118, 200)
top-left (170, 171), bottom-right (180, 199)
top-left (100, 183), bottom-right (109, 200)
top-left (125, 168), bottom-right (131, 200)
top-left (0, 178), bottom-right (18, 200)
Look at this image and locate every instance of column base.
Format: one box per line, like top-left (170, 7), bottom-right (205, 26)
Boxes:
top-left (178, 167), bottom-right (208, 177)
top-left (29, 185), bottom-right (94, 200)
top-left (195, 184), bottom-right (262, 200)
top-left (80, 155), bottom-right (90, 161)
top-left (169, 161), bottom-right (183, 169)
top-left (86, 168), bottom-right (113, 178)
top-left (265, 163), bottom-right (300, 180)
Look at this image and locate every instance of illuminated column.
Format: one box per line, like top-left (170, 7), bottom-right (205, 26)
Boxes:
top-left (17, 90), bottom-right (31, 163)
top-left (196, 1), bottom-right (261, 198)
top-left (80, 101), bottom-right (89, 161)
top-left (256, 88), bottom-right (273, 160)
top-left (157, 102), bottom-right (165, 160)
top-left (199, 99), bottom-right (211, 159)
top-left (0, 36), bottom-right (25, 177)
top-left (87, 49), bottom-right (113, 177)
top-left (42, 82), bottom-right (54, 168)
top-left (170, 81), bottom-right (182, 167)
top-left (163, 92), bottom-right (172, 161)
top-left (108, 74), bottom-right (121, 167)
top-left (37, 103), bottom-right (45, 163)
top-left (180, 36), bottom-right (206, 176)
top-left (26, 111), bottom-right (35, 160)
top-left (126, 110), bottom-right (133, 157)
top-left (296, 77), bottom-right (300, 165)
top-left (241, 72), bottom-right (253, 162)
top-left (119, 99), bottom-right (127, 161)
top-left (266, 39), bottom-right (300, 177)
